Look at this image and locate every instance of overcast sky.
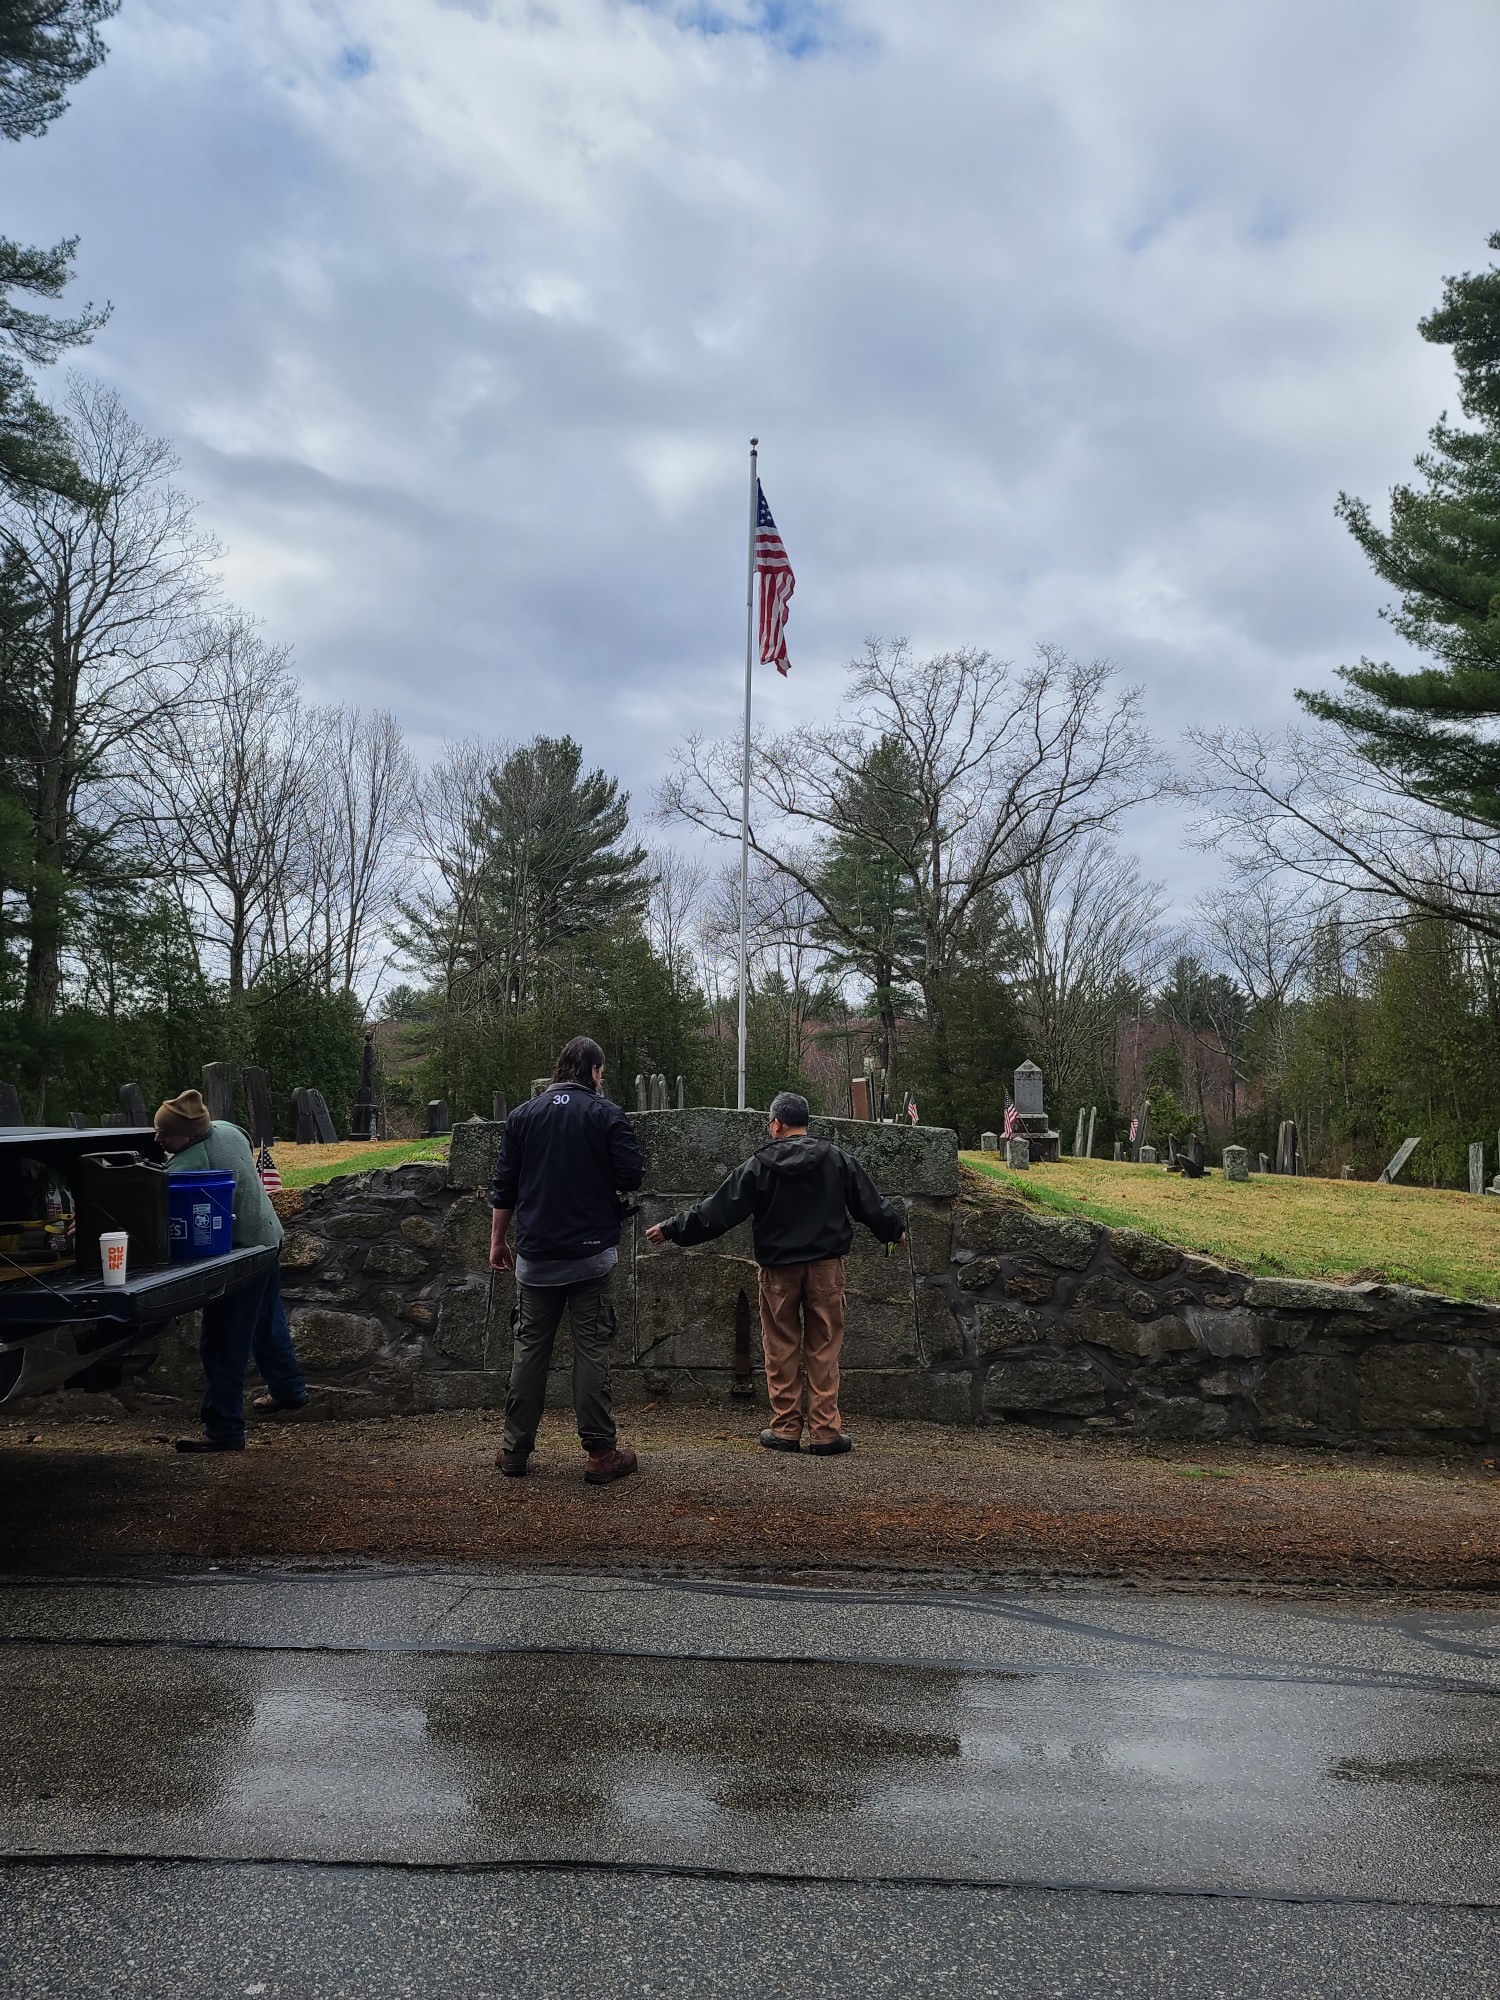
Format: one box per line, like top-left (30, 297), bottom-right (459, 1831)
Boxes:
top-left (8, 0), bottom-right (1499, 909)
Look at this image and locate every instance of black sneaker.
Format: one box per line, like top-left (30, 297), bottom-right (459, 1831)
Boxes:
top-left (759, 1429), bottom-right (801, 1453)
top-left (175, 1435), bottom-right (245, 1454)
top-left (808, 1434), bottom-right (853, 1457)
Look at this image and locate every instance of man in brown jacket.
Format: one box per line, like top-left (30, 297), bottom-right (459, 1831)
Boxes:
top-left (645, 1092), bottom-right (905, 1454)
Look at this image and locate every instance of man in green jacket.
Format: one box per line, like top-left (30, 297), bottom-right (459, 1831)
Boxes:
top-left (155, 1088), bottom-right (307, 1453)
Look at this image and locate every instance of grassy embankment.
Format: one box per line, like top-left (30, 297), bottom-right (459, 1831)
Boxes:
top-left (962, 1152), bottom-right (1500, 1301)
top-left (272, 1138), bottom-right (449, 1189)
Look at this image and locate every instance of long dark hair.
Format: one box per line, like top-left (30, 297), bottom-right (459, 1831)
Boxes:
top-left (551, 1035), bottom-right (605, 1087)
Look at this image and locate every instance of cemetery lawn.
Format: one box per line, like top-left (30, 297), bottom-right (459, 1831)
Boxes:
top-left (961, 1154), bottom-right (1500, 1301)
top-left (274, 1139), bottom-right (449, 1189)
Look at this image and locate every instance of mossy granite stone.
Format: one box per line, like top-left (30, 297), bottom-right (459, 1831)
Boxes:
top-left (1243, 1276), bottom-right (1377, 1315)
top-left (628, 1107), bottom-right (958, 1198)
top-left (1107, 1228), bottom-right (1182, 1281)
top-left (953, 1204), bottom-right (1100, 1270)
top-left (448, 1118), bottom-right (506, 1192)
top-left (1355, 1345), bottom-right (1487, 1431)
top-left (288, 1309), bottom-right (383, 1371)
top-left (983, 1355), bottom-right (1107, 1416)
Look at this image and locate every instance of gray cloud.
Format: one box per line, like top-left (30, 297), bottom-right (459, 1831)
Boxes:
top-left (6, 0), bottom-right (1498, 906)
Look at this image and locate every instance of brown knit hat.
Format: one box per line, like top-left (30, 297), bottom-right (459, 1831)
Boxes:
top-left (154, 1088), bottom-right (212, 1145)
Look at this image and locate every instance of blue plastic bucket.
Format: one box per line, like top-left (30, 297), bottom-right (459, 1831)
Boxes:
top-left (168, 1170), bottom-right (235, 1261)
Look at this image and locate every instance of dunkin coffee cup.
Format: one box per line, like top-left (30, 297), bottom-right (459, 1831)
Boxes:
top-left (99, 1231), bottom-right (129, 1287)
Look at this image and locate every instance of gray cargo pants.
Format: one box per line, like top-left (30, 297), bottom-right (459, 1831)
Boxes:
top-left (502, 1276), bottom-right (619, 1456)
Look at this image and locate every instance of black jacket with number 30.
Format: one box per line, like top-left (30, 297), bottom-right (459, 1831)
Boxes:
top-left (660, 1135), bottom-right (904, 1268)
top-left (489, 1084), bottom-right (645, 1261)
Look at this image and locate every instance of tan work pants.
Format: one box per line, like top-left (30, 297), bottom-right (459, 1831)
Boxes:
top-left (757, 1257), bottom-right (846, 1445)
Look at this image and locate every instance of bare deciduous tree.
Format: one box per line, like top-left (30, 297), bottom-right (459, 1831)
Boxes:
top-left (644, 843), bottom-right (709, 1001)
top-left (1, 377), bottom-right (216, 1038)
top-left (1010, 833), bottom-right (1169, 1120)
top-left (1186, 723), bottom-right (1500, 943)
top-left (662, 640), bottom-right (1156, 1035)
top-left (135, 613), bottom-right (314, 998)
top-left (300, 705), bottom-right (415, 1001)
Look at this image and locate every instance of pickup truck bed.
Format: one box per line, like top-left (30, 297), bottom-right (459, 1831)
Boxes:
top-left (0, 1126), bottom-right (276, 1401)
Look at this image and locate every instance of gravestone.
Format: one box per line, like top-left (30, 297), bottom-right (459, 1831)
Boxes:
top-left (243, 1067), bottom-right (275, 1147)
top-left (979, 1130), bottom-right (999, 1151)
top-left (201, 1062), bottom-right (236, 1123)
top-left (1130, 1101), bottom-right (1150, 1164)
top-left (863, 1058), bottom-right (887, 1122)
top-left (492, 1091), bottom-right (508, 1123)
top-left (1013, 1060), bottom-right (1044, 1117)
top-left (676, 1076), bottom-right (685, 1111)
top-left (1181, 1133), bottom-right (1206, 1180)
top-left (1166, 1134), bottom-right (1179, 1169)
top-left (0, 1081), bottom-right (23, 1125)
top-left (67, 1111), bottom-right (86, 1129)
top-left (1471, 1143), bottom-right (1485, 1197)
top-left (652, 1073), bottom-right (669, 1111)
top-left (306, 1089), bottom-right (338, 1143)
top-left (1341, 1165), bottom-right (1355, 1180)
top-left (425, 1099), bottom-right (451, 1138)
top-left (1085, 1107), bottom-right (1097, 1158)
top-left (1113, 1141), bottom-right (1123, 1161)
top-left (1258, 1153), bottom-right (1270, 1175)
top-left (100, 1111), bottom-right (126, 1128)
top-left (851, 1076), bottom-right (871, 1121)
top-left (635, 1074), bottom-right (647, 1113)
top-left (1004, 1136), bottom-right (1030, 1170)
top-left (1139, 1144), bottom-right (1158, 1164)
top-left (1073, 1108), bottom-right (1086, 1157)
top-left (350, 1033), bottom-right (377, 1139)
top-left (1222, 1144), bottom-right (1249, 1183)
top-left (1275, 1119), bottom-right (1300, 1177)
top-left (1377, 1136), bottom-right (1420, 1185)
top-left (1010, 1060), bottom-right (1060, 1162)
top-left (292, 1088), bottom-right (317, 1144)
top-left (119, 1082), bottom-right (148, 1128)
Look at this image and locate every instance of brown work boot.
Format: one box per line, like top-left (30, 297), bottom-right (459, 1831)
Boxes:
top-left (497, 1448), bottom-right (530, 1478)
top-left (584, 1444), bottom-right (638, 1486)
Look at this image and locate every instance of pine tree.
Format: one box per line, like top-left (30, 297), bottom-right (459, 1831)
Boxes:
top-left (1298, 232), bottom-right (1500, 821)
top-left (0, 2), bottom-right (117, 500)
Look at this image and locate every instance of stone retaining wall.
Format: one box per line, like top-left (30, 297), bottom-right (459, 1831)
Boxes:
top-left (130, 1109), bottom-right (1500, 1448)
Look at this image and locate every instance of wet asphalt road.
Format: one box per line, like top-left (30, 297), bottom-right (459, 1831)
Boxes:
top-left (1, 1571), bottom-right (1498, 1996)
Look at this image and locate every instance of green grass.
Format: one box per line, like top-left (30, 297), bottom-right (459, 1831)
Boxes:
top-left (275, 1139), bottom-right (449, 1189)
top-left (962, 1152), bottom-right (1500, 1300)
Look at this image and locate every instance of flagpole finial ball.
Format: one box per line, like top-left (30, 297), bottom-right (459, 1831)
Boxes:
top-left (750, 436), bottom-right (758, 447)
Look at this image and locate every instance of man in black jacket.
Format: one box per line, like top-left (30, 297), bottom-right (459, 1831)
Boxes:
top-left (489, 1036), bottom-right (644, 1484)
top-left (646, 1091), bottom-right (905, 1455)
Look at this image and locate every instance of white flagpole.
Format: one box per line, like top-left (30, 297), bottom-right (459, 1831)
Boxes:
top-left (737, 437), bottom-right (758, 1113)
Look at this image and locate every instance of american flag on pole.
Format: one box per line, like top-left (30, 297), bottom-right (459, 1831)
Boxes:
top-left (1001, 1094), bottom-right (1018, 1139)
top-left (1128, 1113), bottom-right (1139, 1145)
top-left (755, 482), bottom-right (795, 675)
top-left (257, 1144), bottom-right (282, 1193)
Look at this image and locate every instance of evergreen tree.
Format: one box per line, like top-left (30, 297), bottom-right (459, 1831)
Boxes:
top-left (0, 2), bottom-right (116, 500)
top-left (1299, 232), bottom-right (1500, 820)
top-left (810, 738), bottom-right (923, 1080)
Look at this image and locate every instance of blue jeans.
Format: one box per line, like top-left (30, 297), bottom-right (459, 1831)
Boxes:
top-left (198, 1263), bottom-right (306, 1443)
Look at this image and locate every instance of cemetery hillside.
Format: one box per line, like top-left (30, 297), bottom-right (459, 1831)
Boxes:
top-left (964, 1153), bottom-right (1500, 1301)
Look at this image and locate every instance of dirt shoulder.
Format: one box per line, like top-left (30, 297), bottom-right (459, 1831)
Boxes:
top-left (1, 1404), bottom-right (1497, 1595)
